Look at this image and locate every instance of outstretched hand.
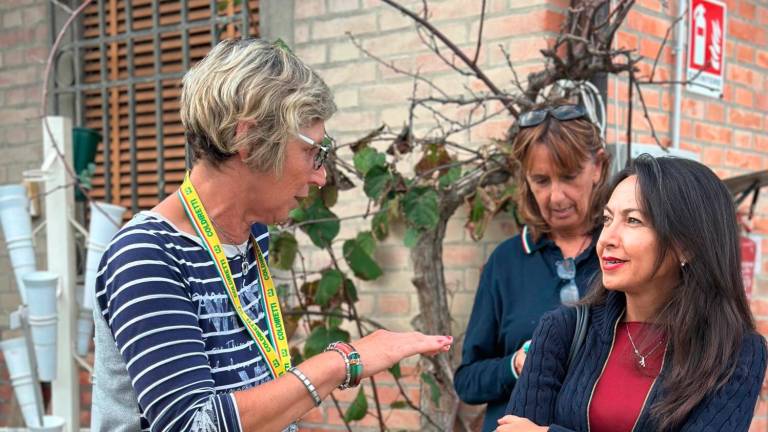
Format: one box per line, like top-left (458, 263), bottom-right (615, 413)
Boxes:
top-left (352, 329), bottom-right (452, 379)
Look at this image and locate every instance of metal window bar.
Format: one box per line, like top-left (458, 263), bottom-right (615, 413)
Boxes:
top-left (181, 0), bottom-right (191, 169)
top-left (52, 1), bottom-right (256, 211)
top-left (98, 0), bottom-right (111, 203)
top-left (152, 0), bottom-right (165, 201)
top-left (127, 1), bottom-right (138, 214)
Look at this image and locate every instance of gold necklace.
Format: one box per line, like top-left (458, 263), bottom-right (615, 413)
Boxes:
top-left (625, 324), bottom-right (664, 368)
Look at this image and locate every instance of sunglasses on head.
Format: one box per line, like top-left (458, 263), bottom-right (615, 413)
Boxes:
top-left (519, 104), bottom-right (587, 129)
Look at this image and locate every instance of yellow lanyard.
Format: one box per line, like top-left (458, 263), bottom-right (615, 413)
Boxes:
top-left (178, 172), bottom-right (291, 378)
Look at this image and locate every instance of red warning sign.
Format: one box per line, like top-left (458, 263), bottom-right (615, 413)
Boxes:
top-left (686, 0), bottom-right (727, 98)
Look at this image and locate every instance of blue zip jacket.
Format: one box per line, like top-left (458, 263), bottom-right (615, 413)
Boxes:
top-left (506, 290), bottom-right (767, 431)
top-left (454, 226), bottom-right (600, 432)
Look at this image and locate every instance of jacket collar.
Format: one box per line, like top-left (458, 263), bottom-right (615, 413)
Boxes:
top-left (594, 290), bottom-right (628, 341)
top-left (521, 225), bottom-right (550, 255)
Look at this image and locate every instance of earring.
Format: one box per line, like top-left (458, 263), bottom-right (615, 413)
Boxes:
top-left (680, 260), bottom-right (687, 268)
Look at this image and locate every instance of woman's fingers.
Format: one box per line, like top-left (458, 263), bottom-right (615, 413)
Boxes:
top-left (353, 331), bottom-right (453, 378)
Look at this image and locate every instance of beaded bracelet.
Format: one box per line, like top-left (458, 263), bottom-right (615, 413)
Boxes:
top-left (326, 346), bottom-right (352, 389)
top-left (325, 341), bottom-right (363, 389)
top-left (288, 367), bottom-right (322, 406)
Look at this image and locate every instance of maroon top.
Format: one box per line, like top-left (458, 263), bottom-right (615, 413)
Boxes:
top-left (589, 322), bottom-right (666, 432)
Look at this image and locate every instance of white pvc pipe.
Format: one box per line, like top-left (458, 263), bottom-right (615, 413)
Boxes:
top-left (23, 271), bottom-right (59, 382)
top-left (0, 184), bottom-right (36, 304)
top-left (671, 0), bottom-right (687, 150)
top-left (0, 337), bottom-right (43, 427)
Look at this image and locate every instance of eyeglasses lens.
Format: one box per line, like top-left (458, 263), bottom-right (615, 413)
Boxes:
top-left (556, 258), bottom-right (579, 304)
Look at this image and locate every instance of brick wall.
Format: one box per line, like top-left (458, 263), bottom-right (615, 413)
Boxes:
top-left (0, 0), bottom-right (50, 427)
top-left (293, 0), bottom-right (768, 430)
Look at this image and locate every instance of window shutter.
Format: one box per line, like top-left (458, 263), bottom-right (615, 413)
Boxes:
top-left (80, 0), bottom-right (258, 211)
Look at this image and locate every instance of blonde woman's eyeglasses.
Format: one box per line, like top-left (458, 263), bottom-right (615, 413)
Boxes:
top-left (297, 132), bottom-right (334, 170)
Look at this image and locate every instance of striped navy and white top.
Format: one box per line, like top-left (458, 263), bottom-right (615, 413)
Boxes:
top-left (93, 211), bottom-right (272, 432)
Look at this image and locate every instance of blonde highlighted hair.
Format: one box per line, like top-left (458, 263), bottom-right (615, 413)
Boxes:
top-left (180, 38), bottom-right (337, 173)
top-left (512, 103), bottom-right (610, 240)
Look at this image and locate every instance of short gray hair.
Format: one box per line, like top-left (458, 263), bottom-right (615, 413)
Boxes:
top-left (180, 38), bottom-right (337, 173)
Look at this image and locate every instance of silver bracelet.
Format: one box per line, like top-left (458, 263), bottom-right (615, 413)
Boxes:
top-left (288, 367), bottom-right (322, 407)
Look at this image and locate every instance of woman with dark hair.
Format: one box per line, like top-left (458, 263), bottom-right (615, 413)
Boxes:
top-left (454, 103), bottom-right (610, 431)
top-left (498, 155), bottom-right (767, 432)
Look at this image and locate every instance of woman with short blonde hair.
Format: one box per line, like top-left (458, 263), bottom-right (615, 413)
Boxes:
top-left (92, 38), bottom-right (452, 432)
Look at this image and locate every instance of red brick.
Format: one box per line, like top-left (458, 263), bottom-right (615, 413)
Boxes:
top-left (735, 44), bottom-right (755, 64)
top-left (626, 11), bottom-right (670, 39)
top-left (615, 31), bottom-right (638, 50)
top-left (757, 50), bottom-right (768, 69)
top-left (726, 149), bottom-right (761, 170)
top-left (701, 147), bottom-right (724, 167)
top-left (752, 298), bottom-right (768, 317)
top-left (481, 9), bottom-right (564, 39)
top-left (758, 92), bottom-right (768, 113)
top-left (734, 87), bottom-right (755, 108)
top-left (729, 17), bottom-right (765, 44)
top-left (727, 64), bottom-right (757, 87)
top-left (704, 101), bottom-right (725, 122)
top-left (736, 2), bottom-right (756, 20)
top-left (681, 98), bottom-right (705, 119)
top-left (680, 119), bottom-right (694, 139)
top-left (639, 38), bottom-right (671, 64)
top-left (695, 123), bottom-right (732, 144)
top-left (734, 130), bottom-right (753, 149)
top-left (728, 108), bottom-right (763, 130)
top-left (756, 135), bottom-right (768, 153)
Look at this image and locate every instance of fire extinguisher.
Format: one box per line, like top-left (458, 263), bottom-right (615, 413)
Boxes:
top-left (692, 4), bottom-right (707, 67)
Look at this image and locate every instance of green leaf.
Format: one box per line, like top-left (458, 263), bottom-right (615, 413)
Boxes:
top-left (273, 38), bottom-right (293, 54)
top-left (303, 326), bottom-right (350, 359)
top-left (328, 307), bottom-right (343, 328)
top-left (403, 227), bottom-right (419, 248)
top-left (403, 187), bottom-right (439, 230)
top-left (420, 372), bottom-right (441, 406)
top-left (315, 269), bottom-right (343, 307)
top-left (353, 147), bottom-right (387, 176)
top-left (276, 283), bottom-right (290, 299)
top-left (363, 166), bottom-right (392, 200)
top-left (470, 194), bottom-right (486, 222)
top-left (270, 232), bottom-right (298, 270)
top-left (356, 231), bottom-right (376, 256)
top-left (389, 362), bottom-right (402, 379)
top-left (371, 210), bottom-right (389, 240)
top-left (438, 166), bottom-right (462, 189)
top-left (344, 387), bottom-right (368, 422)
top-left (344, 278), bottom-right (359, 302)
top-left (321, 185), bottom-right (338, 207)
top-left (302, 204), bottom-right (340, 248)
top-left (390, 401), bottom-right (407, 409)
top-left (289, 206), bottom-right (307, 223)
top-left (343, 239), bottom-right (383, 281)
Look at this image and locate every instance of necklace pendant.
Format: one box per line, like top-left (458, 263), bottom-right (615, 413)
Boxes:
top-left (639, 356), bottom-right (646, 368)
top-left (242, 261), bottom-right (248, 276)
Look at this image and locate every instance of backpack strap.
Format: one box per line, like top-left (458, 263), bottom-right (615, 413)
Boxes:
top-left (566, 303), bottom-right (589, 373)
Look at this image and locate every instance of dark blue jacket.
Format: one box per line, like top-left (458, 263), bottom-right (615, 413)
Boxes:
top-left (506, 290), bottom-right (767, 431)
top-left (454, 226), bottom-right (600, 432)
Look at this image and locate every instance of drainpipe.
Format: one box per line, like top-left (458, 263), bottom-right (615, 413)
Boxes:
top-left (671, 0), bottom-right (687, 150)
